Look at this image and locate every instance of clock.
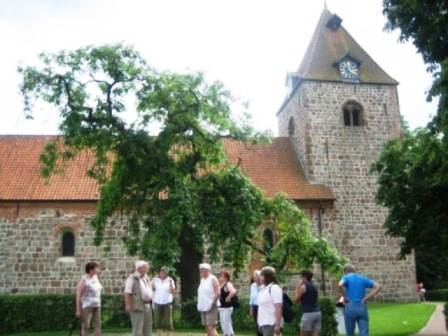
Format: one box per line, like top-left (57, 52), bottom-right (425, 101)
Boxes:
top-left (339, 61), bottom-right (358, 79)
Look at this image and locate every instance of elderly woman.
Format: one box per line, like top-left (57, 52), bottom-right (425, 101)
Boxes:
top-left (76, 261), bottom-right (103, 336)
top-left (249, 270), bottom-right (263, 336)
top-left (257, 266), bottom-right (283, 336)
top-left (197, 263), bottom-right (220, 336)
top-left (152, 266), bottom-right (176, 336)
top-left (218, 270), bottom-right (237, 336)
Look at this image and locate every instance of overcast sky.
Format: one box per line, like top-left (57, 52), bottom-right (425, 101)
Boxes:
top-left (0, 0), bottom-right (438, 135)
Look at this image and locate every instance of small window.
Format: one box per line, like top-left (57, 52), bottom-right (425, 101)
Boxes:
top-left (342, 102), bottom-right (364, 127)
top-left (288, 117), bottom-right (295, 137)
top-left (62, 232), bottom-right (75, 256)
top-left (263, 229), bottom-right (274, 253)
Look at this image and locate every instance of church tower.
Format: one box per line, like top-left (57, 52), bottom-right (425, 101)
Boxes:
top-left (277, 9), bottom-right (415, 300)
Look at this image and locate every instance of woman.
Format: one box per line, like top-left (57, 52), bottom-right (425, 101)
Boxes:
top-left (76, 261), bottom-right (102, 336)
top-left (249, 270), bottom-right (263, 336)
top-left (257, 266), bottom-right (283, 336)
top-left (152, 266), bottom-right (176, 336)
top-left (218, 270), bottom-right (237, 336)
top-left (295, 269), bottom-right (321, 336)
top-left (197, 263), bottom-right (220, 336)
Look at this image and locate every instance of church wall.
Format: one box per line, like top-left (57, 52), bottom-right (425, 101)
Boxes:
top-left (278, 81), bottom-right (416, 302)
top-left (0, 201), bottom-right (132, 294)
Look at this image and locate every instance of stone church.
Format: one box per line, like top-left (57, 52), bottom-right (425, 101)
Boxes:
top-left (0, 8), bottom-right (416, 301)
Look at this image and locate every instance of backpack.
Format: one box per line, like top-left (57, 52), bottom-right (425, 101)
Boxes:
top-left (269, 285), bottom-right (296, 323)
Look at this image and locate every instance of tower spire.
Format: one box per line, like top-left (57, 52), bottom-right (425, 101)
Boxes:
top-left (324, 0), bottom-right (327, 9)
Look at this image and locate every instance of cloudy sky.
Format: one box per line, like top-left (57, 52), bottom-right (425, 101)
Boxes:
top-left (0, 0), bottom-right (437, 135)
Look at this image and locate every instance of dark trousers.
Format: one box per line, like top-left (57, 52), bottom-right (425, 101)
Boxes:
top-left (251, 305), bottom-right (263, 336)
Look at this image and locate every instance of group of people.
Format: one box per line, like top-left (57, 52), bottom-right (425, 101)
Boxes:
top-left (76, 261), bottom-right (381, 336)
top-left (76, 261), bottom-right (175, 336)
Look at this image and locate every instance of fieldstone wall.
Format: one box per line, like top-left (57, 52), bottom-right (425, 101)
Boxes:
top-left (0, 201), bottom-right (133, 295)
top-left (278, 81), bottom-right (416, 302)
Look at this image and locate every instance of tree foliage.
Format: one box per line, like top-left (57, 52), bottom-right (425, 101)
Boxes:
top-left (372, 2), bottom-right (448, 257)
top-left (19, 43), bottom-right (345, 300)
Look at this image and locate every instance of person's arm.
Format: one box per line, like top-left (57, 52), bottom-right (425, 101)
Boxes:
top-left (338, 279), bottom-right (348, 303)
top-left (294, 282), bottom-right (305, 304)
top-left (169, 277), bottom-right (175, 294)
top-left (211, 276), bottom-right (220, 307)
top-left (274, 302), bottom-right (282, 335)
top-left (124, 278), bottom-right (133, 313)
top-left (363, 282), bottom-right (381, 303)
top-left (225, 282), bottom-right (237, 302)
top-left (75, 279), bottom-right (86, 317)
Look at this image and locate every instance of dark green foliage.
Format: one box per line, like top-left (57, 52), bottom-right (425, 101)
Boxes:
top-left (374, 1), bottom-right (448, 257)
top-left (318, 296), bottom-right (339, 336)
top-left (179, 299), bottom-right (202, 329)
top-left (425, 289), bottom-right (448, 302)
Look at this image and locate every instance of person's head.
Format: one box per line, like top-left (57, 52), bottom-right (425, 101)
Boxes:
top-left (135, 260), bottom-right (149, 275)
top-left (260, 266), bottom-right (278, 285)
top-left (299, 269), bottom-right (313, 282)
top-left (220, 270), bottom-right (231, 283)
top-left (343, 264), bottom-right (355, 274)
top-left (159, 266), bottom-right (169, 279)
top-left (253, 270), bottom-right (262, 285)
top-left (199, 263), bottom-right (211, 278)
top-left (85, 261), bottom-right (99, 274)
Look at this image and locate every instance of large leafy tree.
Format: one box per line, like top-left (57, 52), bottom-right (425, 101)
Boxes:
top-left (19, 43), bottom-right (346, 300)
top-left (371, 1), bottom-right (448, 258)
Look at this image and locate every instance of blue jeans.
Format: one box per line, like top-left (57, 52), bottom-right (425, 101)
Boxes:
top-left (344, 302), bottom-right (369, 336)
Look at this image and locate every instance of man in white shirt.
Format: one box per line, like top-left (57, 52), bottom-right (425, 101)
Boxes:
top-left (124, 261), bottom-right (154, 336)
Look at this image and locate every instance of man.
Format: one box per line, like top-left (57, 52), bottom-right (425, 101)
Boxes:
top-left (197, 263), bottom-right (220, 336)
top-left (124, 260), bottom-right (154, 336)
top-left (294, 269), bottom-right (321, 336)
top-left (338, 264), bottom-right (381, 336)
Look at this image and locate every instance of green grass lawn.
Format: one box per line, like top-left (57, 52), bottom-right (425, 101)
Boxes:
top-left (8, 303), bottom-right (437, 336)
top-left (350, 302), bottom-right (436, 336)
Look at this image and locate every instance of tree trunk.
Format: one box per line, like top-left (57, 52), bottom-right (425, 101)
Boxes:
top-left (177, 238), bottom-right (202, 302)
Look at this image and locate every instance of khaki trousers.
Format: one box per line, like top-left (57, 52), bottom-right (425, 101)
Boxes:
top-left (131, 304), bottom-right (152, 336)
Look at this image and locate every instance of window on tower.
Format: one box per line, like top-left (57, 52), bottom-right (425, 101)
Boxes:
top-left (342, 101), bottom-right (364, 127)
top-left (288, 117), bottom-right (295, 136)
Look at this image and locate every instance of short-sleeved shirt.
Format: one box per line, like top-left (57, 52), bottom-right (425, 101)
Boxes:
top-left (257, 283), bottom-right (283, 326)
top-left (340, 273), bottom-right (375, 303)
top-left (249, 282), bottom-right (262, 306)
top-left (152, 277), bottom-right (175, 304)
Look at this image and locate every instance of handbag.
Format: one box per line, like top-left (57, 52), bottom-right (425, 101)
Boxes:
top-left (231, 294), bottom-right (240, 309)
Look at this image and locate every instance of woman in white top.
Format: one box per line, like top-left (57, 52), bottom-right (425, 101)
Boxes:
top-left (197, 263), bottom-right (220, 336)
top-left (152, 266), bottom-right (176, 336)
top-left (76, 261), bottom-right (103, 336)
top-left (257, 266), bottom-right (283, 336)
top-left (218, 270), bottom-right (237, 336)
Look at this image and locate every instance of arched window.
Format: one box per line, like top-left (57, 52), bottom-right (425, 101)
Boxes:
top-left (62, 232), bottom-right (75, 256)
top-left (263, 228), bottom-right (274, 253)
top-left (342, 101), bottom-right (364, 126)
top-left (288, 117), bottom-right (295, 137)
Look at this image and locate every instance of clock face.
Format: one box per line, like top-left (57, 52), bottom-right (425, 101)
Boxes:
top-left (339, 61), bottom-right (358, 79)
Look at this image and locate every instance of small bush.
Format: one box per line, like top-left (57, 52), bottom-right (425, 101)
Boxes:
top-left (444, 303), bottom-right (448, 331)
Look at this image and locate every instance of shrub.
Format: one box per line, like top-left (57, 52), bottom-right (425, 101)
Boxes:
top-left (426, 289), bottom-right (448, 302)
top-left (444, 303), bottom-right (448, 331)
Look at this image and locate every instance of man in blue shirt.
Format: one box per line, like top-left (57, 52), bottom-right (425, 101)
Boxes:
top-left (338, 264), bottom-right (381, 336)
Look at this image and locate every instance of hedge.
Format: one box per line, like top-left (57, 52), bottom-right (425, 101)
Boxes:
top-left (425, 289), bottom-right (448, 302)
top-left (0, 294), bottom-right (338, 335)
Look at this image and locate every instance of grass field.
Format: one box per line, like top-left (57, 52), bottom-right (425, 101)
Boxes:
top-left (8, 302), bottom-right (438, 336)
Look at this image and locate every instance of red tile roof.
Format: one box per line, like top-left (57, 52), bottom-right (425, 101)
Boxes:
top-left (223, 138), bottom-right (333, 200)
top-left (0, 135), bottom-right (100, 200)
top-left (0, 135), bottom-right (334, 201)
